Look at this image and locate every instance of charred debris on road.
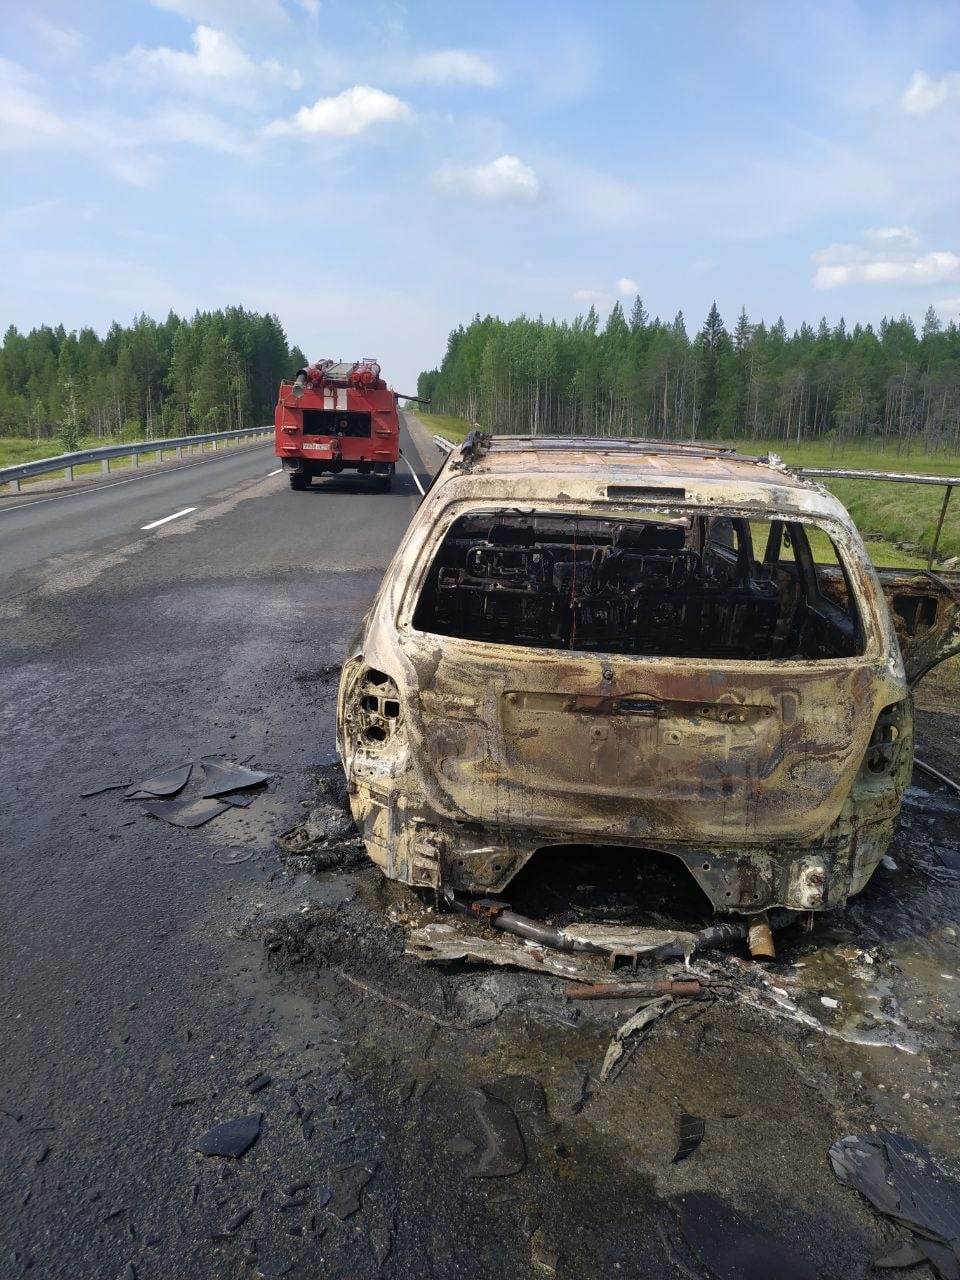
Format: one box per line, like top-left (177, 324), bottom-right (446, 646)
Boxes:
top-left (81, 755), bottom-right (273, 831)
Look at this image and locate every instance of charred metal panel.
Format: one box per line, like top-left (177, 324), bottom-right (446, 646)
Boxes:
top-left (337, 439), bottom-right (923, 915)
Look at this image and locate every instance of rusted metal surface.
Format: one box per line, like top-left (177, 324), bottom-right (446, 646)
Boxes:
top-left (337, 437), bottom-right (960, 917)
top-left (747, 911), bottom-right (776, 960)
top-left (564, 980), bottom-right (704, 1000)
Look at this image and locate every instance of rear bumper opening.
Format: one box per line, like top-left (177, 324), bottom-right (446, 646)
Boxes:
top-left (345, 776), bottom-right (896, 913)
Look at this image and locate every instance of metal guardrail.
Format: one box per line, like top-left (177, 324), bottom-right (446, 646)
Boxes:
top-left (798, 466), bottom-right (959, 568)
top-left (0, 426), bottom-right (273, 493)
top-left (432, 435), bottom-right (455, 455)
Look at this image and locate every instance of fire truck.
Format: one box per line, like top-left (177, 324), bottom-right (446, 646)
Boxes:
top-left (274, 358), bottom-right (427, 492)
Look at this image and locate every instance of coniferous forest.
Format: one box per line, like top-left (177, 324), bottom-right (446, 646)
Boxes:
top-left (0, 309), bottom-right (307, 450)
top-left (417, 300), bottom-right (960, 451)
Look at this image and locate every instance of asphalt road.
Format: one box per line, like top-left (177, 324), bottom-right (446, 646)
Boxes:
top-left (0, 423), bottom-right (432, 589)
top-left (3, 413), bottom-right (959, 1279)
top-left (0, 415), bottom-right (443, 1278)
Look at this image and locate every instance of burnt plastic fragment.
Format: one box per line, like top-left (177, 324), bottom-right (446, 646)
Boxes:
top-left (469, 1088), bottom-right (526, 1178)
top-left (677, 1192), bottom-right (817, 1280)
top-left (80, 780), bottom-right (131, 797)
top-left (141, 797), bottom-right (229, 828)
top-left (125, 764), bottom-right (192, 799)
top-left (444, 1134), bottom-right (477, 1156)
top-left (194, 1113), bottom-right (262, 1158)
top-left (673, 1112), bottom-right (705, 1163)
top-left (371, 1225), bottom-right (393, 1267)
top-left (830, 1133), bottom-right (960, 1279)
top-left (200, 758), bottom-right (272, 797)
top-left (325, 1164), bottom-right (375, 1219)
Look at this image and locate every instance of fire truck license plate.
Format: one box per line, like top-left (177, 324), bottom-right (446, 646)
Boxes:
top-left (303, 443), bottom-right (331, 453)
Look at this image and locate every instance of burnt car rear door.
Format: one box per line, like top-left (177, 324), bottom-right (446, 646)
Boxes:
top-left (873, 569), bottom-right (960, 685)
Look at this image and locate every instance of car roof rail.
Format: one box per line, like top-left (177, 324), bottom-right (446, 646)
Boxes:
top-left (459, 429), bottom-right (493, 460)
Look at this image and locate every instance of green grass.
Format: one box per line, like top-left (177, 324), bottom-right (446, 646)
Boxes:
top-left (0, 434), bottom-right (256, 490)
top-left (0, 438), bottom-right (68, 467)
top-left (725, 438), bottom-right (960, 565)
top-left (411, 411), bottom-right (473, 443)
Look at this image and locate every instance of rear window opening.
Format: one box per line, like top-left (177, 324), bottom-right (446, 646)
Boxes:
top-left (412, 511), bottom-right (864, 660)
top-left (301, 409), bottom-right (371, 437)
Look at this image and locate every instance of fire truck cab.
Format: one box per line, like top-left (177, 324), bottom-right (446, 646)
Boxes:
top-left (275, 359), bottom-right (400, 492)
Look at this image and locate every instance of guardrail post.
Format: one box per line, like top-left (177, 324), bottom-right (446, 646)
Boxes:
top-left (66, 465), bottom-right (74, 482)
top-left (213, 439), bottom-right (218, 451)
top-left (12, 478), bottom-right (20, 493)
top-left (155, 449), bottom-right (162, 464)
top-left (928, 485), bottom-right (954, 568)
top-left (176, 446), bottom-right (182, 460)
top-left (132, 452), bottom-right (139, 469)
top-left (102, 459), bottom-right (110, 474)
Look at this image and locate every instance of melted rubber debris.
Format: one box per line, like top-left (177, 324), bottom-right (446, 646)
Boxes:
top-left (326, 1163), bottom-right (375, 1219)
top-left (193, 1113), bottom-right (262, 1158)
top-left (199, 756), bottom-right (272, 797)
top-left (830, 1133), bottom-right (960, 1279)
top-left (141, 796), bottom-right (230, 828)
top-left (469, 1089), bottom-right (526, 1178)
top-left (79, 780), bottom-right (130, 798)
top-left (672, 1112), bottom-right (705, 1164)
top-left (124, 763), bottom-right (192, 799)
top-left (276, 761), bottom-right (367, 873)
top-left (676, 1191), bottom-right (818, 1280)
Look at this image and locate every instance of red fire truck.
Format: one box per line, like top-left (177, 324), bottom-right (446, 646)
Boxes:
top-left (274, 358), bottom-right (426, 492)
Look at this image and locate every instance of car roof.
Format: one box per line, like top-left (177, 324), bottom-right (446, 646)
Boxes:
top-left (445, 434), bottom-right (815, 492)
top-left (426, 433), bottom-right (859, 527)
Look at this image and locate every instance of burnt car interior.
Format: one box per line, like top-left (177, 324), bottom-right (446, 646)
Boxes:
top-left (412, 510), bottom-right (864, 659)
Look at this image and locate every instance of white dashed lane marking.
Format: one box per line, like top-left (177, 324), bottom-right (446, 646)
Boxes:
top-left (141, 507), bottom-right (197, 531)
top-left (400, 454), bottom-right (426, 496)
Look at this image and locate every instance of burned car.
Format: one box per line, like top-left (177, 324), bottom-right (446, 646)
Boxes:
top-left (338, 434), bottom-right (960, 915)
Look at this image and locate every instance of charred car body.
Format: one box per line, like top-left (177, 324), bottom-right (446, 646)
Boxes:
top-left (338, 435), bottom-right (960, 915)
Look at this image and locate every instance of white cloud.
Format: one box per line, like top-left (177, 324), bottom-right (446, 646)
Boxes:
top-left (545, 159), bottom-right (652, 229)
top-left (404, 50), bottom-right (499, 87)
top-left (108, 26), bottom-right (296, 102)
top-left (28, 18), bottom-right (84, 59)
top-left (935, 296), bottom-right (960, 318)
top-left (433, 154), bottom-right (541, 203)
top-left (574, 288), bottom-right (611, 305)
top-left (150, 0), bottom-right (289, 25)
top-left (863, 226), bottom-right (919, 248)
top-left (617, 277), bottom-right (639, 295)
top-left (0, 58), bottom-right (247, 181)
top-left (264, 85), bottom-right (412, 138)
top-left (812, 229), bottom-right (960, 289)
top-left (0, 59), bottom-right (66, 149)
top-left (901, 70), bottom-right (960, 117)
top-left (297, 0), bottom-right (321, 16)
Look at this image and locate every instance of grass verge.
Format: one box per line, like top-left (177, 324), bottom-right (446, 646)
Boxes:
top-left (410, 412), bottom-right (473, 444)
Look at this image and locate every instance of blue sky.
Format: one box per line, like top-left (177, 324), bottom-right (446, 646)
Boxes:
top-left (2, 0), bottom-right (960, 390)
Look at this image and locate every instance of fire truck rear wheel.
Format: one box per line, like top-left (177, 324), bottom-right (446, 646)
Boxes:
top-left (289, 473), bottom-right (310, 491)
